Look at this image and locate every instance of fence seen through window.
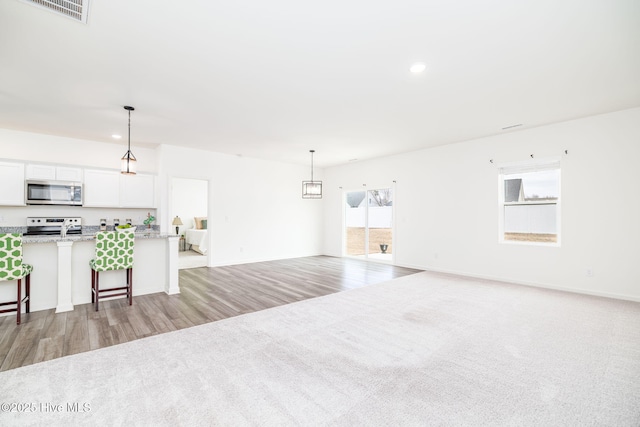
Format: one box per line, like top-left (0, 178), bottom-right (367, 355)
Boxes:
top-left (501, 165), bottom-right (560, 244)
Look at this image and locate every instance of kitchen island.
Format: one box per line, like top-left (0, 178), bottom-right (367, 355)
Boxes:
top-left (18, 232), bottom-right (180, 313)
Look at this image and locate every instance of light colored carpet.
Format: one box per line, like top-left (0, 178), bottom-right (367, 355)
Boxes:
top-left (1, 271), bottom-right (640, 426)
top-left (178, 250), bottom-right (207, 269)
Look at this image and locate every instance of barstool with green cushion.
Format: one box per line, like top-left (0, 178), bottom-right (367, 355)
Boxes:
top-left (89, 231), bottom-right (135, 311)
top-left (0, 233), bottom-right (32, 325)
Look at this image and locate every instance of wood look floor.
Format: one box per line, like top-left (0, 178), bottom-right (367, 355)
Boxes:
top-left (0, 256), bottom-right (420, 372)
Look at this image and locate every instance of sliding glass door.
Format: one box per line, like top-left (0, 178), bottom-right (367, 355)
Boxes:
top-left (344, 188), bottom-right (393, 262)
top-left (345, 191), bottom-right (367, 257)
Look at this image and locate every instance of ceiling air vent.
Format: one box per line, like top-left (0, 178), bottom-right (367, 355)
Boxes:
top-left (21, 0), bottom-right (90, 24)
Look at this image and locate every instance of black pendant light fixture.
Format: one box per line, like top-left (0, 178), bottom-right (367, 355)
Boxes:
top-left (120, 105), bottom-right (137, 175)
top-left (302, 149), bottom-right (322, 199)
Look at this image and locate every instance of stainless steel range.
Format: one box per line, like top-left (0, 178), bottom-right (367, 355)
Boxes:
top-left (26, 217), bottom-right (82, 236)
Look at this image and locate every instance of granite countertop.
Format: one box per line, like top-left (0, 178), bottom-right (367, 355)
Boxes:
top-left (22, 231), bottom-right (175, 244)
top-left (0, 224), bottom-right (176, 244)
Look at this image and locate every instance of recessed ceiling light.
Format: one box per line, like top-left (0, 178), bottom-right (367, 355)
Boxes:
top-left (410, 63), bottom-right (426, 73)
top-left (112, 134), bottom-right (122, 139)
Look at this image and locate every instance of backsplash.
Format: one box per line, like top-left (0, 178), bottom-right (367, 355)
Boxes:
top-left (0, 206), bottom-right (157, 228)
top-left (0, 224), bottom-right (160, 234)
top-left (0, 205), bottom-right (159, 236)
top-left (82, 224), bottom-right (160, 233)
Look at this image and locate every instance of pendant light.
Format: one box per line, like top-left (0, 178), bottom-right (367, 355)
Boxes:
top-left (302, 149), bottom-right (322, 199)
top-left (120, 105), bottom-right (137, 175)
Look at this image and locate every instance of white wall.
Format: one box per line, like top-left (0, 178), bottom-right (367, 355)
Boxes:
top-left (158, 145), bottom-right (323, 266)
top-left (170, 177), bottom-right (208, 233)
top-left (0, 128), bottom-right (158, 173)
top-left (323, 108), bottom-right (640, 301)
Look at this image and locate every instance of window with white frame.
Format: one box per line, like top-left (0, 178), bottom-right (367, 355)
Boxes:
top-left (499, 161), bottom-right (561, 244)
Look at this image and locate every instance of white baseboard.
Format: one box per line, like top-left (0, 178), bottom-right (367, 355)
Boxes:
top-left (392, 262), bottom-right (640, 303)
top-left (211, 252), bottom-right (323, 268)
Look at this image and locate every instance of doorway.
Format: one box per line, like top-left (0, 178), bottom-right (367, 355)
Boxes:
top-left (171, 177), bottom-right (209, 269)
top-left (344, 188), bottom-right (394, 262)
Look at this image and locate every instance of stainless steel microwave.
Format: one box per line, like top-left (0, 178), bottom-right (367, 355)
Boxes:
top-left (25, 180), bottom-right (83, 206)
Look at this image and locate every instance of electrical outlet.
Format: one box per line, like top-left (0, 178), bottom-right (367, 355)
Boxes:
top-left (586, 268), bottom-right (593, 277)
top-left (0, 215), bottom-right (5, 223)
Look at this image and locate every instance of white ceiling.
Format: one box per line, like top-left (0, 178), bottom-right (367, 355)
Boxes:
top-left (1, 0), bottom-right (639, 168)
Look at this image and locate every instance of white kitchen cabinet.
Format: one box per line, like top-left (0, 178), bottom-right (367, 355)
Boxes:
top-left (0, 161), bottom-right (26, 206)
top-left (25, 164), bottom-right (55, 180)
top-left (120, 173), bottom-right (155, 208)
top-left (83, 169), bottom-right (120, 207)
top-left (83, 169), bottom-right (155, 208)
top-left (56, 166), bottom-right (83, 181)
top-left (26, 164), bottom-right (83, 182)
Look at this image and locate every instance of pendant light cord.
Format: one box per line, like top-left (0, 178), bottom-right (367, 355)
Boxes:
top-left (121, 105), bottom-right (136, 175)
top-left (124, 105), bottom-right (135, 157)
top-left (127, 108), bottom-right (131, 153)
